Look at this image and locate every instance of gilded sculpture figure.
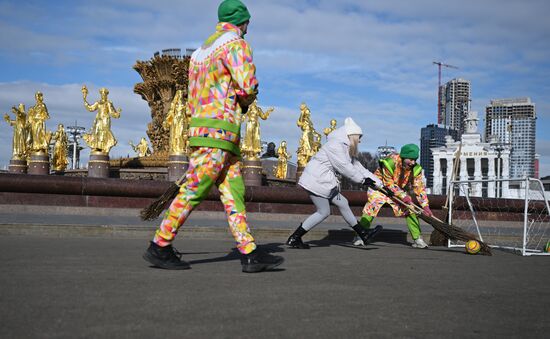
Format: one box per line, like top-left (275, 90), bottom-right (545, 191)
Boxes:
top-left (133, 53), bottom-right (190, 154)
top-left (130, 137), bottom-right (152, 157)
top-left (4, 104), bottom-right (28, 160)
top-left (27, 91), bottom-right (52, 154)
top-left (273, 140), bottom-right (291, 179)
top-left (241, 100), bottom-right (274, 160)
top-left (312, 130), bottom-right (322, 153)
top-left (323, 119), bottom-right (337, 137)
top-left (81, 85), bottom-right (121, 154)
top-left (163, 89), bottom-right (189, 155)
top-left (51, 124), bottom-right (69, 171)
top-left (296, 103), bottom-right (316, 167)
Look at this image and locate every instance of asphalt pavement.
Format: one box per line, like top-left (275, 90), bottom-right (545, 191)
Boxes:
top-left (1, 233), bottom-right (549, 339)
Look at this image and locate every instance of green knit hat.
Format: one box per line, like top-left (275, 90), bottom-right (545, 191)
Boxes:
top-left (218, 0), bottom-right (251, 26)
top-left (400, 144), bottom-right (419, 160)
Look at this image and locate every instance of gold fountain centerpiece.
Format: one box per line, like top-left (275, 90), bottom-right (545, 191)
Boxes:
top-left (132, 51), bottom-right (190, 166)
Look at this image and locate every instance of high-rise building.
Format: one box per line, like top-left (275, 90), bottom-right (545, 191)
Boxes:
top-left (485, 98), bottom-right (536, 179)
top-left (420, 124), bottom-right (458, 188)
top-left (439, 78), bottom-right (471, 136)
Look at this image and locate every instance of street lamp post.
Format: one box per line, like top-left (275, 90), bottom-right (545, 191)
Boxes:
top-left (66, 123), bottom-right (85, 170)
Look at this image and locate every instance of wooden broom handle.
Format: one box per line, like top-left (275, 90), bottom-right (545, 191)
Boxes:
top-left (175, 173), bottom-right (187, 186)
top-left (443, 143), bottom-right (462, 210)
top-left (378, 186), bottom-right (446, 224)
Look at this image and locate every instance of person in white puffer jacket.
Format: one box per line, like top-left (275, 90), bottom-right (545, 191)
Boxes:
top-left (286, 117), bottom-right (384, 249)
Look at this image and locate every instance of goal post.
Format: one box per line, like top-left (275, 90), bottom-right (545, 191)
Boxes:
top-left (447, 177), bottom-right (550, 256)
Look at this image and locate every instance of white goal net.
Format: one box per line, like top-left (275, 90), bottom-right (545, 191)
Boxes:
top-left (448, 178), bottom-right (550, 256)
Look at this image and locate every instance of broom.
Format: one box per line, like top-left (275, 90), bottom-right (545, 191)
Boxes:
top-left (442, 142), bottom-right (462, 220)
top-left (375, 186), bottom-right (492, 255)
top-left (433, 142), bottom-right (462, 245)
top-left (140, 174), bottom-right (186, 221)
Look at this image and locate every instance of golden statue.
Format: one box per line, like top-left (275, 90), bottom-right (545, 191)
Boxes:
top-left (27, 91), bottom-right (52, 154)
top-left (323, 119), bottom-right (337, 137)
top-left (130, 137), bottom-right (152, 157)
top-left (4, 104), bottom-right (28, 160)
top-left (312, 130), bottom-right (322, 153)
top-left (134, 53), bottom-right (190, 154)
top-left (241, 100), bottom-right (274, 160)
top-left (273, 140), bottom-right (291, 179)
top-left (52, 124), bottom-right (69, 171)
top-left (81, 85), bottom-right (121, 154)
top-left (163, 89), bottom-right (189, 155)
top-left (296, 103), bottom-right (315, 167)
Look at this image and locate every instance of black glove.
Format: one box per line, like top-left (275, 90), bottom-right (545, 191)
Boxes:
top-left (237, 88), bottom-right (259, 114)
top-left (240, 103), bottom-right (249, 114)
top-left (363, 178), bottom-right (376, 188)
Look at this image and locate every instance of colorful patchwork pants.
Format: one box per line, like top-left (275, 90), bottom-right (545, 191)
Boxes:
top-left (153, 147), bottom-right (256, 254)
top-left (361, 188), bottom-right (422, 240)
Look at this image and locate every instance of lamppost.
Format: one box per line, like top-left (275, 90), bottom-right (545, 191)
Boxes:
top-left (66, 123), bottom-right (86, 170)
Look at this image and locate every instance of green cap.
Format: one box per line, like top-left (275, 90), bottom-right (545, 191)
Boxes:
top-left (400, 144), bottom-right (419, 160)
top-left (218, 0), bottom-right (251, 26)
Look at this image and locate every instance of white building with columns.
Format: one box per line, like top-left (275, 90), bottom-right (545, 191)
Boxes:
top-left (431, 111), bottom-right (511, 198)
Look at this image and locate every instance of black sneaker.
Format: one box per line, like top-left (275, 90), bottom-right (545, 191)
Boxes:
top-left (286, 235), bottom-right (310, 249)
top-left (241, 250), bottom-right (284, 273)
top-left (352, 224), bottom-right (384, 246)
top-left (366, 225), bottom-right (384, 243)
top-left (286, 225), bottom-right (310, 249)
top-left (143, 241), bottom-right (190, 270)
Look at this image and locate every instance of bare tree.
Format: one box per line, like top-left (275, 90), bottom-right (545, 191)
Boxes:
top-left (339, 151), bottom-right (379, 191)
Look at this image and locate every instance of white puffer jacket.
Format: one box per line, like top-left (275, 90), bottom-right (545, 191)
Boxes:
top-left (298, 126), bottom-right (381, 198)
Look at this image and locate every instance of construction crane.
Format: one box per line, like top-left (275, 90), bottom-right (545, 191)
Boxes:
top-left (433, 61), bottom-right (459, 125)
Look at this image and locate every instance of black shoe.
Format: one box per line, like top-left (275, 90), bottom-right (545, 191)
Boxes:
top-left (366, 225), bottom-right (384, 243)
top-left (143, 241), bottom-right (191, 270)
top-left (241, 250), bottom-right (284, 273)
top-left (286, 225), bottom-right (310, 249)
top-left (352, 224), bottom-right (384, 245)
top-left (286, 235), bottom-right (310, 249)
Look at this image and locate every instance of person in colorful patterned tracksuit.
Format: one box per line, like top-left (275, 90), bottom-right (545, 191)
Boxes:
top-left (143, 0), bottom-right (284, 273)
top-left (355, 144), bottom-right (433, 248)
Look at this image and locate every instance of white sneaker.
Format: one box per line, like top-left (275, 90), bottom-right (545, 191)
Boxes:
top-left (353, 235), bottom-right (364, 246)
top-left (412, 238), bottom-right (428, 249)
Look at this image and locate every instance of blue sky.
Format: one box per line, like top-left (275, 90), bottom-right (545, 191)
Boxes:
top-left (1, 0), bottom-right (549, 176)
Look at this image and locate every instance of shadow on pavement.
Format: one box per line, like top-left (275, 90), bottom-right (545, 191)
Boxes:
top-left (300, 228), bottom-right (411, 249)
top-left (186, 242), bottom-right (287, 266)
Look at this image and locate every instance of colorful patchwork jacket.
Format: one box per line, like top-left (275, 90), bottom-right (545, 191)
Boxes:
top-left (187, 22), bottom-right (259, 156)
top-left (375, 153), bottom-right (429, 208)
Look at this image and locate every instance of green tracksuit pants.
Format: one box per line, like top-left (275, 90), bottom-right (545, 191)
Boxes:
top-left (359, 213), bottom-right (422, 240)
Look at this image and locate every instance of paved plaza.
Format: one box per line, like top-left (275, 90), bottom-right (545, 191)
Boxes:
top-left (1, 227), bottom-right (549, 338)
